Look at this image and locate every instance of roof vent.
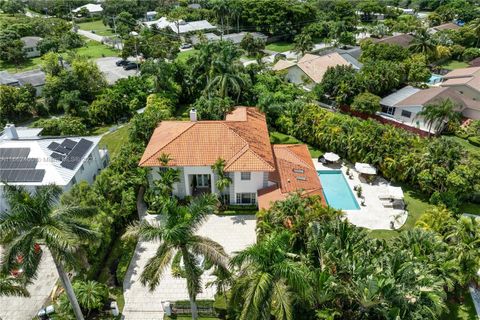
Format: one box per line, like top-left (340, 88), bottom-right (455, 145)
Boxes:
top-left (4, 124), bottom-right (18, 140)
top-left (296, 176), bottom-right (307, 181)
top-left (293, 169), bottom-right (304, 174)
top-left (189, 109), bottom-right (197, 122)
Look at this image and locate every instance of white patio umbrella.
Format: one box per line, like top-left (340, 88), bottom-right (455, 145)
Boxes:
top-left (323, 152), bottom-right (340, 162)
top-left (388, 186), bottom-right (404, 200)
top-left (355, 162), bottom-right (377, 175)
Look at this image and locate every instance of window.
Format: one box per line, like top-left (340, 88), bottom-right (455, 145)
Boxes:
top-left (195, 174), bottom-right (210, 187)
top-left (236, 193), bottom-right (256, 205)
top-left (381, 105), bottom-right (396, 116)
top-left (401, 110), bottom-right (412, 118)
top-left (241, 172), bottom-right (251, 180)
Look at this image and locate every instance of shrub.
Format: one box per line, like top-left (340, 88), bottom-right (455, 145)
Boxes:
top-left (116, 239), bottom-right (137, 283)
top-left (462, 48), bottom-right (480, 61)
top-left (468, 136), bottom-right (480, 147)
top-left (32, 116), bottom-right (88, 136)
top-left (351, 92), bottom-right (381, 115)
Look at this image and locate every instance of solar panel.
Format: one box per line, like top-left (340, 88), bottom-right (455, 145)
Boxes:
top-left (50, 152), bottom-right (65, 161)
top-left (0, 158), bottom-right (37, 169)
top-left (47, 142), bottom-right (60, 151)
top-left (0, 169), bottom-right (45, 182)
top-left (0, 148), bottom-right (30, 159)
top-left (55, 145), bottom-right (71, 155)
top-left (61, 139), bottom-right (77, 150)
top-left (60, 139), bottom-right (93, 170)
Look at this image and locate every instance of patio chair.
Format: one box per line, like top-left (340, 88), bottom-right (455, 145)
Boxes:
top-left (378, 194), bottom-right (391, 200)
top-left (318, 156), bottom-right (327, 164)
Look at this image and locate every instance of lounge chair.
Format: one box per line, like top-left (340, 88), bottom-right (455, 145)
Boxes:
top-left (378, 194), bottom-right (391, 200)
top-left (382, 201), bottom-right (393, 208)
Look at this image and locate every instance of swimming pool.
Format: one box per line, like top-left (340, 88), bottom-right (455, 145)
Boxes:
top-left (427, 74), bottom-right (443, 85)
top-left (317, 170), bottom-right (360, 210)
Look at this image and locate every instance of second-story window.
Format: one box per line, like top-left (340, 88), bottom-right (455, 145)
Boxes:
top-left (241, 172), bottom-right (251, 180)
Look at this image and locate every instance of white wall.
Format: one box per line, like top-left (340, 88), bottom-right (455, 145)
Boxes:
top-left (232, 172), bottom-right (264, 193)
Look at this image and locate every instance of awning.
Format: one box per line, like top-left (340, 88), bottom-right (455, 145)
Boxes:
top-left (323, 152), bottom-right (340, 162)
top-left (388, 186), bottom-right (404, 200)
top-left (355, 162), bottom-right (377, 175)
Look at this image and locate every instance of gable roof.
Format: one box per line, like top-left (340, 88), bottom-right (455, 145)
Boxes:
top-left (395, 86), bottom-right (480, 110)
top-left (381, 86), bottom-right (421, 107)
top-left (442, 67), bottom-right (480, 93)
top-left (443, 67), bottom-right (480, 79)
top-left (139, 107), bottom-right (275, 172)
top-left (258, 144), bottom-right (325, 210)
top-left (433, 23), bottom-right (459, 31)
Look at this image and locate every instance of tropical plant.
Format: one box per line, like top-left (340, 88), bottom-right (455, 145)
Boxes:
top-left (409, 29), bottom-right (436, 57)
top-left (123, 194), bottom-right (229, 320)
top-left (293, 32), bottom-right (314, 56)
top-left (230, 231), bottom-right (311, 320)
top-left (0, 273), bottom-right (29, 297)
top-left (417, 99), bottom-right (462, 134)
top-left (0, 185), bottom-right (97, 320)
top-left (211, 158), bottom-right (232, 205)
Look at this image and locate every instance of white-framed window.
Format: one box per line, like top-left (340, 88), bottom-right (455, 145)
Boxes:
top-left (236, 193), bottom-right (256, 205)
top-left (381, 105), bottom-right (396, 116)
top-left (196, 174), bottom-right (210, 187)
top-left (240, 172), bottom-right (251, 180)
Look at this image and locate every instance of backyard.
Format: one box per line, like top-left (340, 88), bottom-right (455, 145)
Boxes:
top-left (98, 124), bottom-right (131, 158)
top-left (269, 131), bottom-right (323, 157)
top-left (77, 19), bottom-right (114, 36)
top-left (265, 41), bottom-right (295, 53)
top-left (439, 59), bottom-right (470, 70)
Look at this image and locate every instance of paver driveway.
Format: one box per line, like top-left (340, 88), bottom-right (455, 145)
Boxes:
top-left (122, 214), bottom-right (257, 320)
top-left (0, 248), bottom-right (58, 320)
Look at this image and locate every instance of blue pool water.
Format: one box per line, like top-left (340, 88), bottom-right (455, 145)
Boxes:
top-left (427, 74), bottom-right (443, 85)
top-left (317, 170), bottom-right (360, 210)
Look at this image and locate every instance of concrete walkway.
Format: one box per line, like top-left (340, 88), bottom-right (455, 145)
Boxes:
top-left (0, 248), bottom-right (58, 320)
top-left (122, 214), bottom-right (257, 320)
top-left (469, 284), bottom-right (480, 319)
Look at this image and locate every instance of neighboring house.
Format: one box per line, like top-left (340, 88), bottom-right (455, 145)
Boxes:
top-left (272, 52), bottom-right (356, 89)
top-left (441, 66), bottom-right (480, 102)
top-left (0, 124), bottom-right (109, 211)
top-left (380, 86), bottom-right (480, 133)
top-left (429, 22), bottom-right (460, 33)
top-left (469, 57), bottom-right (480, 67)
top-left (144, 17), bottom-right (216, 35)
top-left (0, 69), bottom-right (46, 96)
top-left (21, 36), bottom-right (42, 58)
top-left (190, 31), bottom-right (268, 45)
top-left (145, 11), bottom-right (157, 22)
top-left (72, 3), bottom-right (103, 15)
top-left (371, 33), bottom-right (414, 48)
top-left (139, 107), bottom-right (324, 209)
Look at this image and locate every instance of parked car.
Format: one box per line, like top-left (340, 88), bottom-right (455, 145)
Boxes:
top-left (180, 43), bottom-right (193, 49)
top-left (115, 59), bottom-right (129, 66)
top-left (123, 62), bottom-right (138, 70)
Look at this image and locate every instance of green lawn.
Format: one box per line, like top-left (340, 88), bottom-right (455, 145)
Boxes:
top-left (99, 124), bottom-right (131, 158)
top-left (176, 49), bottom-right (198, 63)
top-left (269, 131), bottom-right (323, 158)
top-left (444, 135), bottom-right (480, 155)
top-left (439, 60), bottom-right (469, 70)
top-left (265, 41), bottom-right (295, 53)
top-left (0, 56), bottom-right (43, 72)
top-left (77, 19), bottom-right (114, 36)
top-left (75, 40), bottom-right (119, 59)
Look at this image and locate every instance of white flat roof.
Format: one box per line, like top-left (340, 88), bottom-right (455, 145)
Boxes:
top-left (144, 17), bottom-right (216, 34)
top-left (380, 86), bottom-right (421, 107)
top-left (0, 136), bottom-right (100, 187)
top-left (72, 3), bottom-right (103, 13)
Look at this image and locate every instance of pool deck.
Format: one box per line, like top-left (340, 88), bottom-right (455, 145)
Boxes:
top-left (313, 160), bottom-right (408, 230)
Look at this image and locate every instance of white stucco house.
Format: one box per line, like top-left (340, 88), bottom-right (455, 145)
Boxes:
top-left (139, 107), bottom-right (324, 209)
top-left (72, 3), bottom-right (103, 15)
top-left (272, 52), bottom-right (358, 90)
top-left (380, 86), bottom-right (480, 133)
top-left (441, 67), bottom-right (480, 107)
top-left (0, 124), bottom-right (109, 211)
top-left (21, 36), bottom-right (42, 58)
top-left (144, 17), bottom-right (216, 35)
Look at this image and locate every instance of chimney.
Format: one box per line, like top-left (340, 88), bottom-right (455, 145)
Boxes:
top-left (4, 124), bottom-right (18, 140)
top-left (189, 109), bottom-right (197, 122)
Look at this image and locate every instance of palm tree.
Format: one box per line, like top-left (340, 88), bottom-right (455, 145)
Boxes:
top-left (230, 231), bottom-right (312, 320)
top-left (417, 99), bottom-right (461, 134)
top-left (0, 273), bottom-right (29, 297)
top-left (124, 194), bottom-right (229, 320)
top-left (0, 185), bottom-right (97, 320)
top-left (409, 29), bottom-right (436, 57)
top-left (293, 32), bottom-right (314, 57)
top-left (211, 158), bottom-right (232, 205)
top-left (470, 18), bottom-right (480, 47)
top-left (211, 0), bottom-right (229, 39)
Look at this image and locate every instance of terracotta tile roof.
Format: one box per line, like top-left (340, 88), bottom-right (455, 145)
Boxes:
top-left (258, 144), bottom-right (325, 210)
top-left (139, 107), bottom-right (275, 172)
top-left (297, 53), bottom-right (350, 84)
top-left (372, 34), bottom-right (414, 48)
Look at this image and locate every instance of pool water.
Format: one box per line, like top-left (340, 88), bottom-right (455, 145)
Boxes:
top-left (427, 74), bottom-right (443, 85)
top-left (317, 170), bottom-right (360, 210)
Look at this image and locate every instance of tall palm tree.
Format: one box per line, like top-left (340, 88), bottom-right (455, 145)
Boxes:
top-left (293, 32), bottom-right (314, 57)
top-left (0, 273), bottom-right (29, 297)
top-left (417, 99), bottom-right (461, 134)
top-left (124, 194), bottom-right (229, 320)
top-left (230, 232), bottom-right (312, 320)
top-left (211, 0), bottom-right (229, 39)
top-left (0, 185), bottom-right (97, 320)
top-left (409, 29), bottom-right (436, 57)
